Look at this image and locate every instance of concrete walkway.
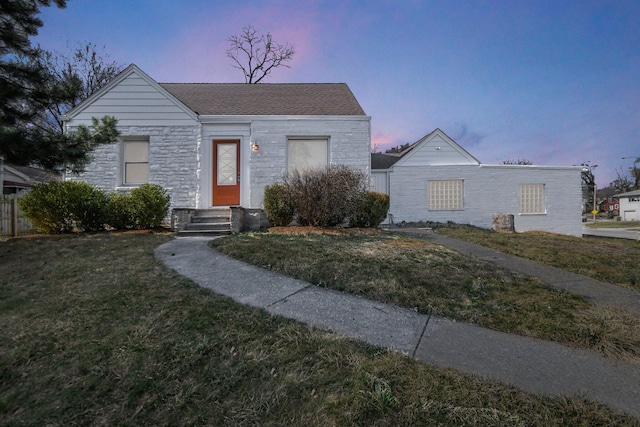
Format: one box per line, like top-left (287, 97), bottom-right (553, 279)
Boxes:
top-left (155, 236), bottom-right (640, 418)
top-left (582, 226), bottom-right (640, 241)
top-left (394, 228), bottom-right (640, 316)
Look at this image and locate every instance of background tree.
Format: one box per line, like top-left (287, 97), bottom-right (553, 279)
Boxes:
top-left (610, 158), bottom-right (639, 193)
top-left (1, 1), bottom-right (120, 172)
top-left (581, 162), bottom-right (597, 213)
top-left (502, 158), bottom-right (533, 165)
top-left (26, 43), bottom-right (124, 138)
top-left (385, 143), bottom-right (411, 154)
top-left (226, 25), bottom-right (295, 83)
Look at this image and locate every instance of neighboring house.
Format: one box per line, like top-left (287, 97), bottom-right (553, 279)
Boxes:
top-left (617, 189), bottom-right (640, 221)
top-left (599, 197), bottom-right (620, 217)
top-left (372, 129), bottom-right (583, 236)
top-left (1, 162), bottom-right (59, 194)
top-left (63, 64), bottom-right (371, 231)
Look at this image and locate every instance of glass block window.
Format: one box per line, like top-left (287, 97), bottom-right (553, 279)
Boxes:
top-left (428, 180), bottom-right (463, 210)
top-left (519, 184), bottom-right (545, 214)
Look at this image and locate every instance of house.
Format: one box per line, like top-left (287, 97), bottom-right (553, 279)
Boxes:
top-left (63, 64), bottom-right (371, 232)
top-left (599, 197), bottom-right (620, 217)
top-left (1, 161), bottom-right (60, 195)
top-left (372, 129), bottom-right (584, 236)
top-left (617, 189), bottom-right (640, 221)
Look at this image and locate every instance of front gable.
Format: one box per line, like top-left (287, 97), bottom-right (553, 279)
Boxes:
top-left (64, 64), bottom-right (198, 127)
top-left (395, 128), bottom-right (480, 167)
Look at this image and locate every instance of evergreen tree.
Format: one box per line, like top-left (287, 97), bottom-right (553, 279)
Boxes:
top-left (1, 1), bottom-right (120, 172)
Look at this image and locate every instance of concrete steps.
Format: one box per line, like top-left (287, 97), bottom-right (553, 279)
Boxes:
top-left (177, 209), bottom-right (232, 236)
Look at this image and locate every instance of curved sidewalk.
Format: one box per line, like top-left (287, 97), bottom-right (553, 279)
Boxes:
top-left (155, 236), bottom-right (640, 418)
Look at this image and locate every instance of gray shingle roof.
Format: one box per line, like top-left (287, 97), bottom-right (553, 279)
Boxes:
top-left (371, 153), bottom-right (402, 170)
top-left (159, 83), bottom-right (366, 116)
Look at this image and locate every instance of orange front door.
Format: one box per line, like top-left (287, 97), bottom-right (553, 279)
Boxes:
top-left (212, 140), bottom-right (240, 206)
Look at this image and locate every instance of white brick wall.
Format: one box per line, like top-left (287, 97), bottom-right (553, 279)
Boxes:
top-left (248, 118), bottom-right (371, 207)
top-left (387, 164), bottom-right (583, 236)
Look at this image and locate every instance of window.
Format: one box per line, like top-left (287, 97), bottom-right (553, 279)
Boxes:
top-left (288, 139), bottom-right (328, 174)
top-left (428, 180), bottom-right (463, 210)
top-left (519, 184), bottom-right (545, 214)
top-left (123, 138), bottom-right (149, 184)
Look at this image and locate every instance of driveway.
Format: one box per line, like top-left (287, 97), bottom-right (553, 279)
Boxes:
top-left (582, 226), bottom-right (640, 240)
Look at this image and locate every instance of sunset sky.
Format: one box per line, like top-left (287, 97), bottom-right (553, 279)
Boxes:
top-left (34, 0), bottom-right (639, 187)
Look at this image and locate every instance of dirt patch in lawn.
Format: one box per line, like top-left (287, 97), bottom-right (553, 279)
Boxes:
top-left (268, 226), bottom-right (386, 236)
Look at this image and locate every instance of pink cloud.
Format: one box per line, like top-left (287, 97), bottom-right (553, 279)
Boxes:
top-left (144, 3), bottom-right (321, 84)
top-left (371, 131), bottom-right (404, 152)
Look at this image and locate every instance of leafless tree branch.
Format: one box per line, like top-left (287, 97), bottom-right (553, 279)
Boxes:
top-left (226, 25), bottom-right (295, 83)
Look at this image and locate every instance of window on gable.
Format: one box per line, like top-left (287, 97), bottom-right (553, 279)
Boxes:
top-left (123, 138), bottom-right (149, 185)
top-left (288, 139), bottom-right (328, 174)
top-left (428, 179), bottom-right (463, 210)
top-left (519, 184), bottom-right (545, 214)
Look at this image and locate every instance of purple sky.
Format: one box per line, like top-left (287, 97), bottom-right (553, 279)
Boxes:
top-left (35, 0), bottom-right (639, 187)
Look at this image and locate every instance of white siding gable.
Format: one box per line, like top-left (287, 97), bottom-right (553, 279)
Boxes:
top-left (396, 129), bottom-right (480, 166)
top-left (64, 64), bottom-right (197, 127)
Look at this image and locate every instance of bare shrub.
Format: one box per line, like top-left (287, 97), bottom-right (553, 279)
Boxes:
top-left (284, 166), bottom-right (368, 227)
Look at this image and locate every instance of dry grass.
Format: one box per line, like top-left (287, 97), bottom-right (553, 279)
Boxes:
top-left (1, 232), bottom-right (638, 425)
top-left (432, 224), bottom-right (640, 290)
top-left (212, 230), bottom-right (640, 364)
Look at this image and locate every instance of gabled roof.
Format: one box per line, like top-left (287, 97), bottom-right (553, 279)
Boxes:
top-left (2, 164), bottom-right (59, 189)
top-left (65, 64), bottom-right (367, 119)
top-left (64, 64), bottom-right (198, 122)
top-left (616, 189), bottom-right (640, 197)
top-left (371, 128), bottom-right (480, 170)
top-left (159, 83), bottom-right (366, 116)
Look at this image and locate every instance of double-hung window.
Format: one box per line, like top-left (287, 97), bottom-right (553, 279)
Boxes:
top-left (519, 184), bottom-right (545, 214)
top-left (288, 139), bottom-right (328, 174)
top-left (428, 179), bottom-right (463, 210)
top-left (123, 138), bottom-right (149, 185)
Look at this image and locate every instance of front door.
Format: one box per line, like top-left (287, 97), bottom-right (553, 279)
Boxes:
top-left (212, 139), bottom-right (240, 206)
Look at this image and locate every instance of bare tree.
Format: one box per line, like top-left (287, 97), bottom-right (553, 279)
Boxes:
top-left (611, 159), bottom-right (640, 193)
top-left (27, 42), bottom-right (124, 134)
top-left (226, 25), bottom-right (295, 83)
top-left (502, 158), bottom-right (533, 165)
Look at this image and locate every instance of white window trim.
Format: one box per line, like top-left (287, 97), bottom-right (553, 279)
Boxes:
top-left (121, 136), bottom-right (150, 186)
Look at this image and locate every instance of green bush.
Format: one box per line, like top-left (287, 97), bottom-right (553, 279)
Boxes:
top-left (19, 182), bottom-right (71, 233)
top-left (263, 183), bottom-right (294, 226)
top-left (350, 191), bottom-right (390, 228)
top-left (284, 166), bottom-right (368, 227)
top-left (128, 184), bottom-right (170, 229)
top-left (68, 182), bottom-right (110, 232)
top-left (106, 192), bottom-right (136, 230)
top-left (19, 182), bottom-right (170, 233)
top-left (19, 181), bottom-right (109, 233)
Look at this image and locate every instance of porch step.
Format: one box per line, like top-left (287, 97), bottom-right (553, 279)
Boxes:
top-left (177, 209), bottom-right (232, 236)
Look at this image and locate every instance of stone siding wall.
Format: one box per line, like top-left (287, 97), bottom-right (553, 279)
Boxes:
top-left (69, 125), bottom-right (200, 209)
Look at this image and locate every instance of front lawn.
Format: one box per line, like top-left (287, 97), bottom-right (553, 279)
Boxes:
top-left (1, 233), bottom-right (637, 425)
top-left (212, 231), bottom-right (640, 363)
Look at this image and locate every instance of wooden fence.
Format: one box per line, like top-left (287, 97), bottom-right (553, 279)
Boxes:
top-left (0, 193), bottom-right (36, 238)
